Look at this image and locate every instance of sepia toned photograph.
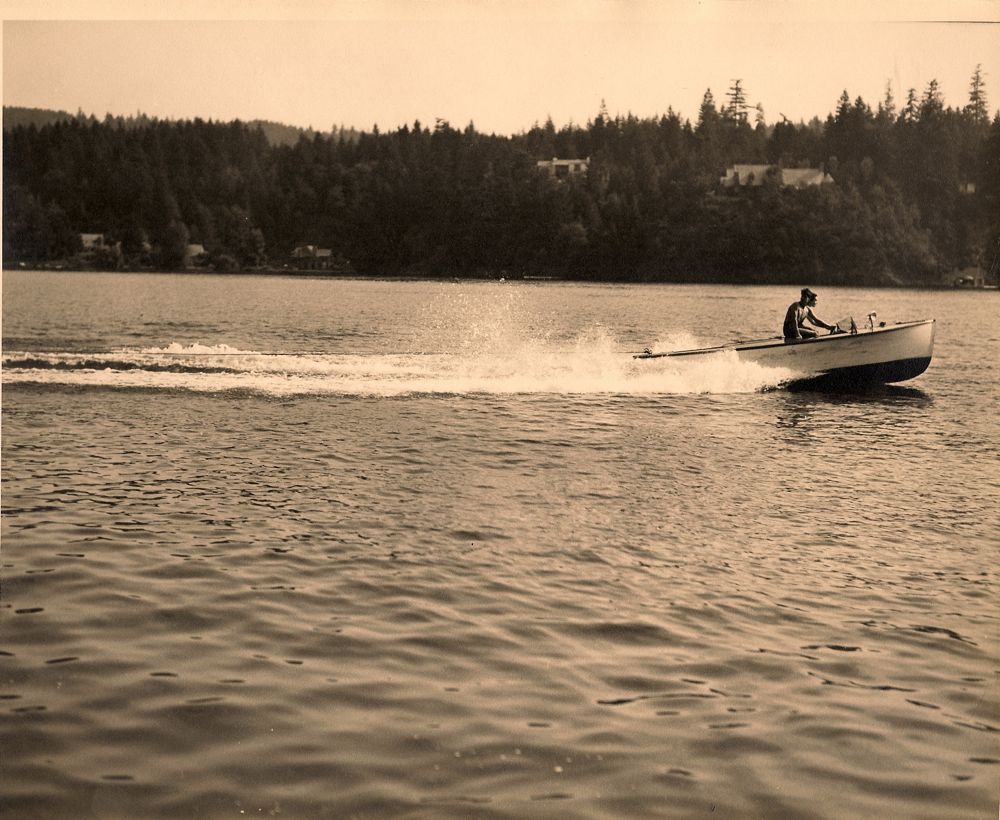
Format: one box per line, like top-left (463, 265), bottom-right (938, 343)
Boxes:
top-left (2, 1), bottom-right (998, 817)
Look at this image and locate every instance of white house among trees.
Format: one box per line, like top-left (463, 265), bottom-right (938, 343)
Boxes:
top-left (719, 164), bottom-right (834, 189)
top-left (536, 157), bottom-right (589, 179)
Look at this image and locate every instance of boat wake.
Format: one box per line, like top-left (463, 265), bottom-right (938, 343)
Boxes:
top-left (3, 335), bottom-right (795, 397)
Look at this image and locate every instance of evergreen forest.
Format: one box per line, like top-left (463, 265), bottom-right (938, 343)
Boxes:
top-left (4, 70), bottom-right (999, 286)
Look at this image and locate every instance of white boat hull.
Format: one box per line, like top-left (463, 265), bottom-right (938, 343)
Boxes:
top-left (637, 320), bottom-right (935, 387)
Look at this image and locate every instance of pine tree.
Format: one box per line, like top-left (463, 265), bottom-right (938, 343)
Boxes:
top-left (835, 90), bottom-right (852, 121)
top-left (755, 103), bottom-right (766, 130)
top-left (726, 79), bottom-right (749, 122)
top-left (920, 79), bottom-right (944, 119)
top-left (966, 64), bottom-right (989, 125)
top-left (901, 88), bottom-right (919, 123)
top-left (878, 81), bottom-right (896, 120)
top-left (596, 99), bottom-right (610, 127)
top-left (697, 89), bottom-right (719, 131)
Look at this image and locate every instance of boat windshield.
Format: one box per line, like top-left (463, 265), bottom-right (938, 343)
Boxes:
top-left (835, 315), bottom-right (859, 334)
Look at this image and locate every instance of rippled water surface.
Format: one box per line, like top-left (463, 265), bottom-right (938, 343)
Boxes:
top-left (2, 272), bottom-right (998, 818)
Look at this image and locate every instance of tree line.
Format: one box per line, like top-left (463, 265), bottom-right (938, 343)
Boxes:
top-left (3, 69), bottom-right (998, 285)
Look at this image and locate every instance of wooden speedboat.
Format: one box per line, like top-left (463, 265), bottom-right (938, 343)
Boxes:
top-left (635, 318), bottom-right (935, 386)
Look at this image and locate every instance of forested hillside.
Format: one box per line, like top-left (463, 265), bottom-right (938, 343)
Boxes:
top-left (1, 105), bottom-right (353, 147)
top-left (3, 106), bottom-right (78, 130)
top-left (4, 71), bottom-right (998, 285)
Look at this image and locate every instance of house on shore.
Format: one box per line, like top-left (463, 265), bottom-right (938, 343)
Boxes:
top-left (719, 164), bottom-right (834, 189)
top-left (77, 232), bottom-right (124, 269)
top-left (185, 243), bottom-right (208, 268)
top-left (537, 157), bottom-right (590, 180)
top-left (951, 266), bottom-right (988, 288)
top-left (289, 244), bottom-right (334, 270)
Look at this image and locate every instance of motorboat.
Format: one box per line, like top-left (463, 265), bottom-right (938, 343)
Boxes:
top-left (635, 315), bottom-right (935, 387)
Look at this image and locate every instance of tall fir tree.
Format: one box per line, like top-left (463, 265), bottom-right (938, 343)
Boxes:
top-left (966, 64), bottom-right (989, 125)
top-left (726, 79), bottom-right (749, 123)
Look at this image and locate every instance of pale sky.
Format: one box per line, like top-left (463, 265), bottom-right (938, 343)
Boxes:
top-left (2, 1), bottom-right (998, 134)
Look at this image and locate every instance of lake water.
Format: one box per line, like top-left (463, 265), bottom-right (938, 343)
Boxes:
top-left (2, 271), bottom-right (998, 819)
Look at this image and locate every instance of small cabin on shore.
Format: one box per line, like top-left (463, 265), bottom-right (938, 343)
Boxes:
top-left (289, 244), bottom-right (334, 270)
top-left (951, 266), bottom-right (987, 288)
top-left (185, 243), bottom-right (208, 268)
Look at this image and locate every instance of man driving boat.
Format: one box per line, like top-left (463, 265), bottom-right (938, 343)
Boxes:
top-left (783, 288), bottom-right (836, 341)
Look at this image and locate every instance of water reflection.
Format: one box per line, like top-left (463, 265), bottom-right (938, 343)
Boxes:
top-left (773, 384), bottom-right (934, 433)
top-left (781, 380), bottom-right (934, 407)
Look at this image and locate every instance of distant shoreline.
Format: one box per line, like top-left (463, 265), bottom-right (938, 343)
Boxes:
top-left (7, 98), bottom-right (997, 292)
top-left (5, 265), bottom-right (995, 291)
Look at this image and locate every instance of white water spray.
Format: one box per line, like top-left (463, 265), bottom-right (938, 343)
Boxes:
top-left (4, 326), bottom-right (793, 396)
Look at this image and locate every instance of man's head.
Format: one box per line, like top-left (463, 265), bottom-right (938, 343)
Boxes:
top-left (801, 287), bottom-right (818, 305)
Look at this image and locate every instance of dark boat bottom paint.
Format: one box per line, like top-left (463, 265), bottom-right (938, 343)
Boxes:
top-left (783, 356), bottom-right (932, 391)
